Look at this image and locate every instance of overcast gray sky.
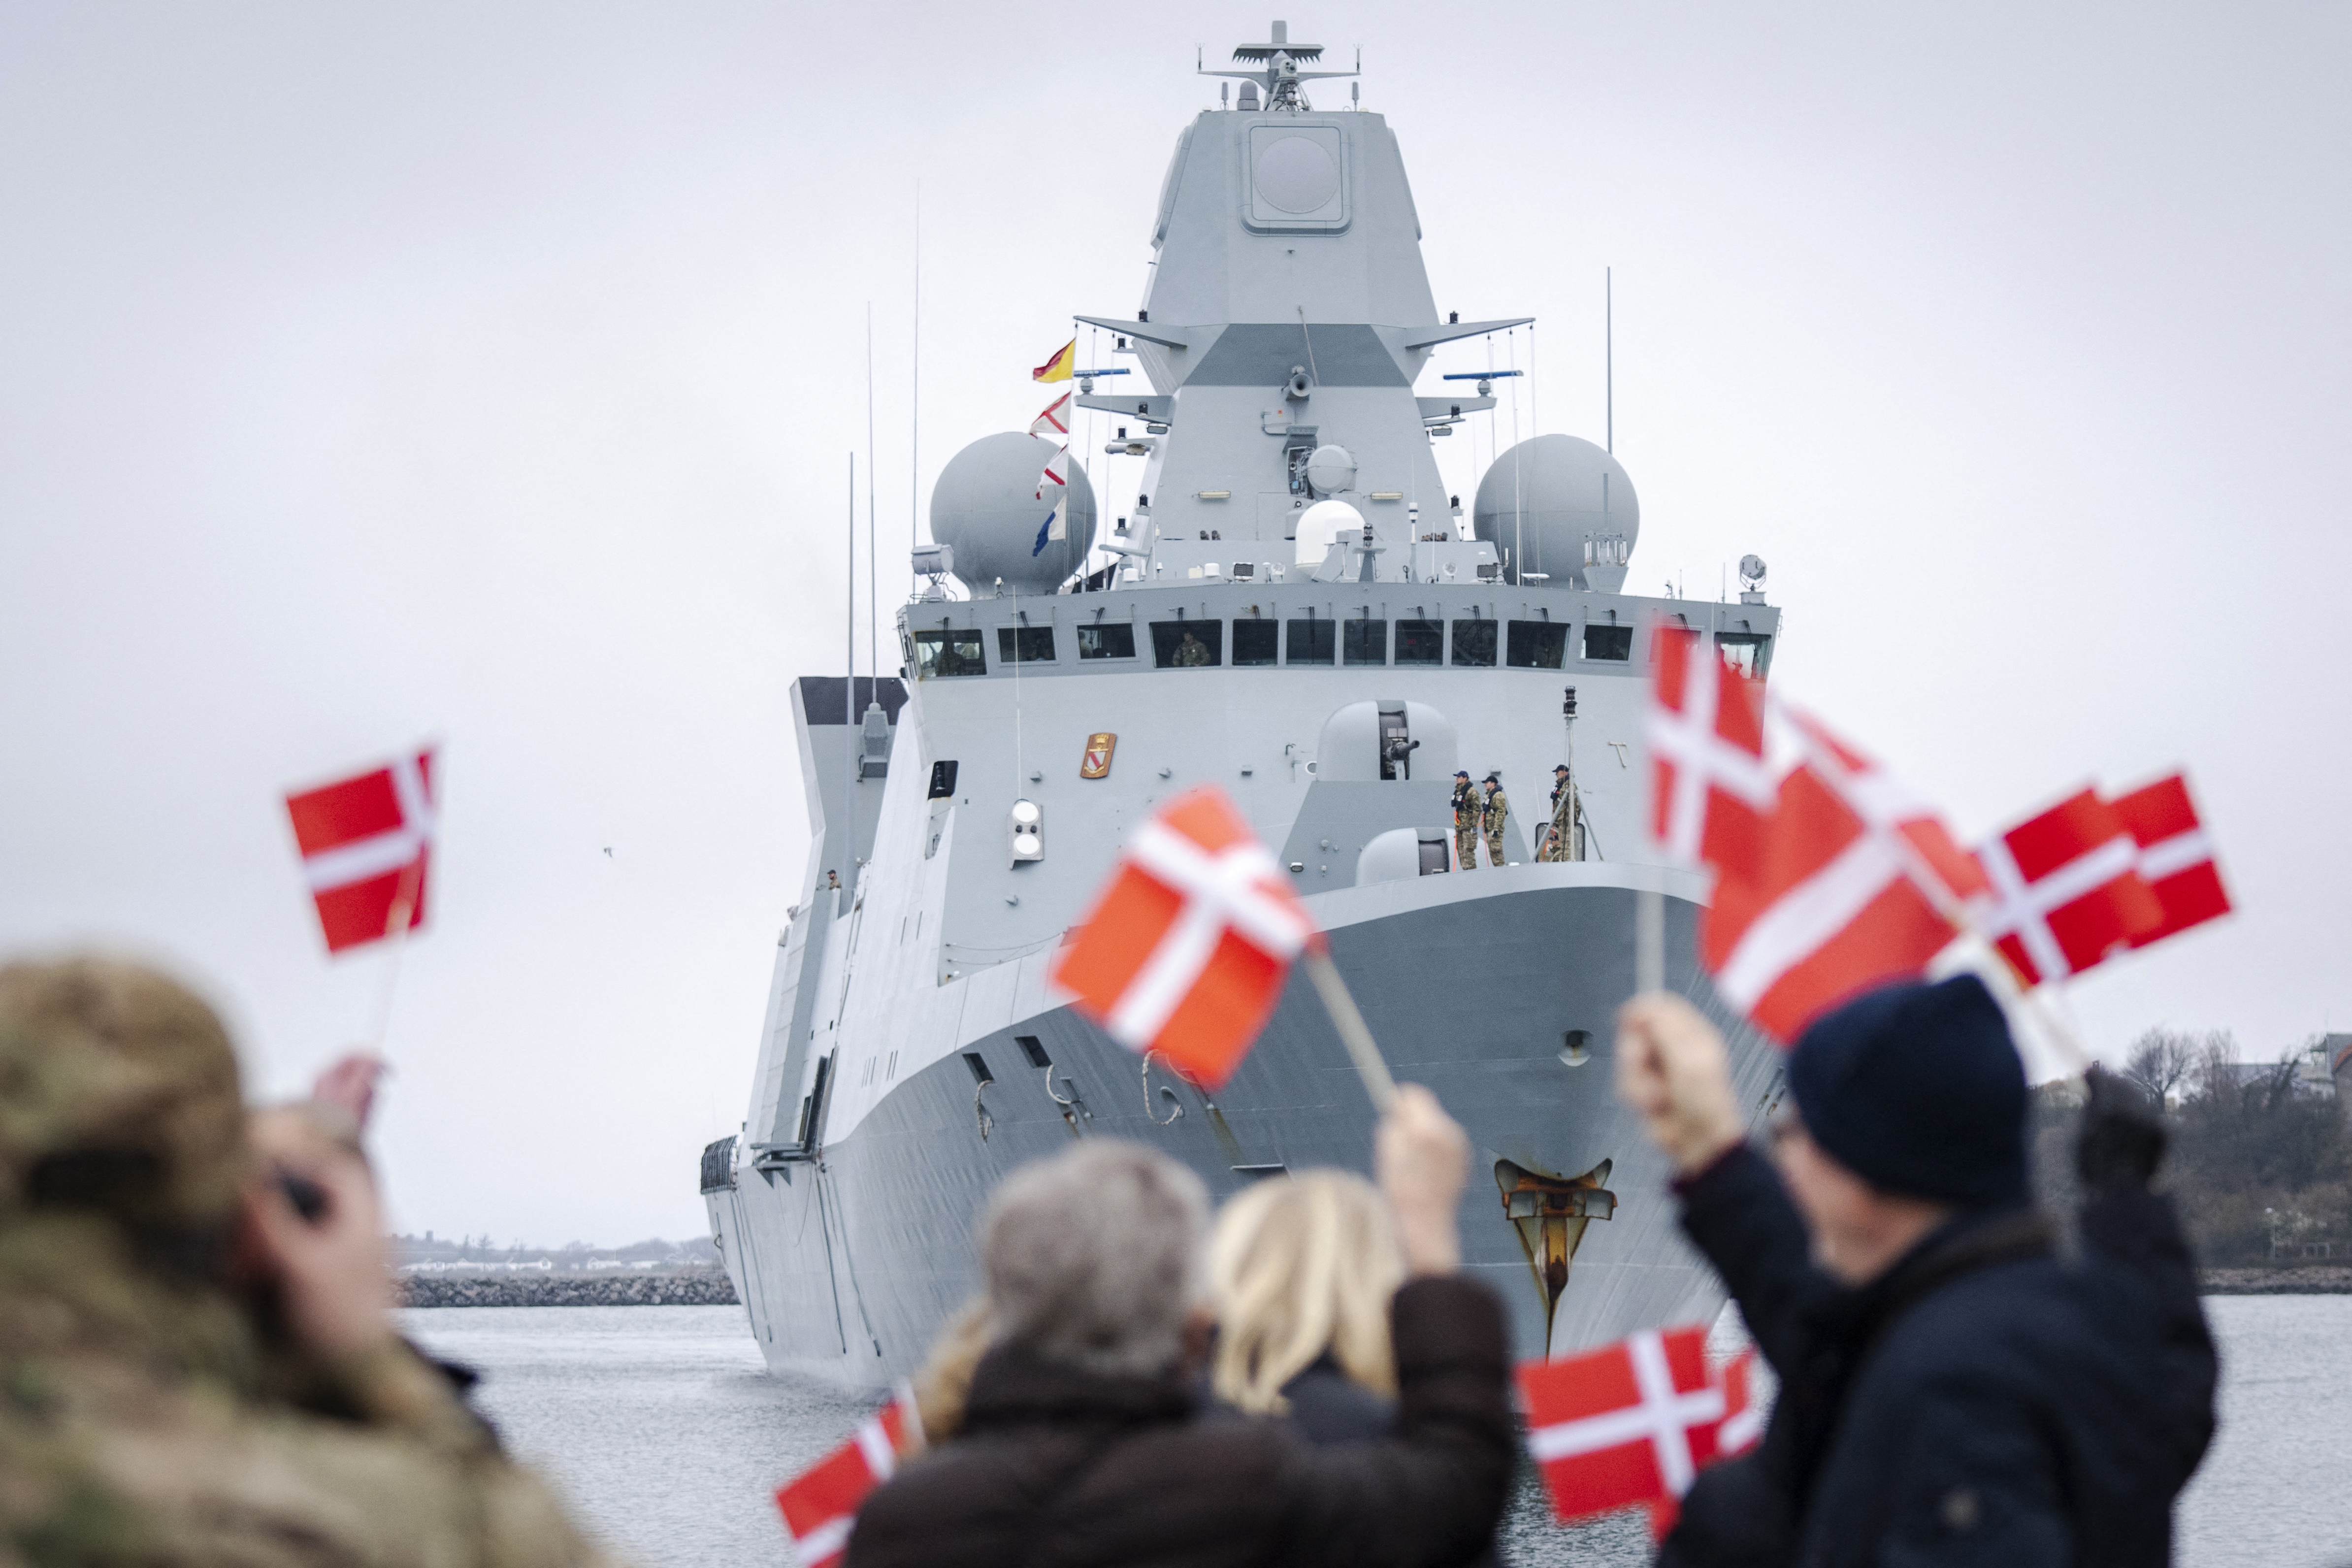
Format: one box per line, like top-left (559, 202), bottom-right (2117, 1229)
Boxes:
top-left (2, 2), bottom-right (2344, 1246)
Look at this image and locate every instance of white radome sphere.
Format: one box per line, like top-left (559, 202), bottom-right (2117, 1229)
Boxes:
top-left (928, 432), bottom-right (1099, 595)
top-left (1472, 433), bottom-right (1639, 588)
top-left (1294, 498), bottom-right (1365, 564)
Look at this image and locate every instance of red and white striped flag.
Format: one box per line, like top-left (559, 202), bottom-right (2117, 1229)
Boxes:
top-left (1647, 624), bottom-right (1773, 870)
top-left (1520, 1327), bottom-right (1761, 1536)
top-left (774, 1388), bottom-right (920, 1568)
top-left (1703, 711), bottom-right (1987, 1042)
top-left (1051, 786), bottom-right (1317, 1088)
top-left (1034, 442), bottom-right (1070, 500)
top-left (283, 748), bottom-right (437, 954)
top-left (1972, 788), bottom-right (2161, 987)
top-left (1029, 390), bottom-right (1073, 438)
top-left (2111, 773), bottom-right (2231, 948)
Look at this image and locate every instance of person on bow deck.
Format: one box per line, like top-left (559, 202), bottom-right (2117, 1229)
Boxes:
top-left (1615, 976), bottom-right (2216, 1568)
top-left (1538, 763), bottom-right (1575, 863)
top-left (1451, 772), bottom-right (1481, 871)
top-left (1479, 774), bottom-right (1509, 867)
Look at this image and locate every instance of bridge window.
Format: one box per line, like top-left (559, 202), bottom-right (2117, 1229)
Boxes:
top-left (1343, 618), bottom-right (1387, 665)
top-left (1717, 633), bottom-right (1771, 677)
top-left (1396, 620), bottom-right (1443, 665)
top-left (1286, 618), bottom-right (1335, 664)
top-left (913, 629), bottom-right (986, 678)
top-left (1583, 624), bottom-right (1633, 662)
top-left (996, 626), bottom-right (1057, 664)
top-left (1451, 619), bottom-right (1497, 667)
top-left (1150, 621), bottom-right (1223, 668)
top-left (1232, 620), bottom-right (1278, 666)
top-left (1508, 621), bottom-right (1568, 669)
top-left (1077, 623), bottom-right (1137, 660)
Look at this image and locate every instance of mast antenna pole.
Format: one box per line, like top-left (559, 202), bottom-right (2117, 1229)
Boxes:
top-left (866, 304), bottom-right (878, 691)
top-left (1605, 266), bottom-right (1613, 456)
top-left (846, 450), bottom-right (856, 892)
top-left (912, 180), bottom-right (921, 557)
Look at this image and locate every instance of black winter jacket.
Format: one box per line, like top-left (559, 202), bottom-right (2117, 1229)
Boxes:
top-left (847, 1276), bottom-right (1514, 1568)
top-left (1661, 1148), bottom-right (2216, 1568)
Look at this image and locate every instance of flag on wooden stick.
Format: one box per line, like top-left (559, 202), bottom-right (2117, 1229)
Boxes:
top-left (1702, 711), bottom-right (1986, 1043)
top-left (1051, 786), bottom-right (1318, 1088)
top-left (774, 1387), bottom-right (921, 1568)
top-left (2111, 772), bottom-right (2231, 948)
top-left (1520, 1326), bottom-right (1762, 1537)
top-left (1972, 788), bottom-right (2161, 986)
top-left (284, 748), bottom-right (437, 954)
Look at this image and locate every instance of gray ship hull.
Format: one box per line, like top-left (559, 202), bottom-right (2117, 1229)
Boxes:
top-left (705, 873), bottom-right (1782, 1386)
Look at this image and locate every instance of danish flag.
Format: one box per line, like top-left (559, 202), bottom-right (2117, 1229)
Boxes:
top-left (1051, 786), bottom-right (1317, 1087)
top-left (1703, 713), bottom-right (1987, 1042)
top-left (1646, 624), bottom-right (1772, 869)
top-left (1029, 390), bottom-right (1073, 438)
top-left (1034, 442), bottom-right (1070, 500)
top-left (774, 1387), bottom-right (919, 1568)
top-left (1972, 789), bottom-right (2162, 987)
top-left (2111, 773), bottom-right (2231, 948)
top-left (1520, 1327), bottom-right (1762, 1535)
top-left (283, 749), bottom-right (437, 954)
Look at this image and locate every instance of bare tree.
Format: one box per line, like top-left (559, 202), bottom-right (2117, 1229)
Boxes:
top-left (2123, 1028), bottom-right (2204, 1108)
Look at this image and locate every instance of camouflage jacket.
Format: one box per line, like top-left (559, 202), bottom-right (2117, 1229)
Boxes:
top-left (1451, 786), bottom-right (1481, 831)
top-left (0, 1213), bottom-right (629, 1568)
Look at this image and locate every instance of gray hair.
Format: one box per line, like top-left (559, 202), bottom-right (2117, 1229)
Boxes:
top-left (980, 1140), bottom-right (1209, 1378)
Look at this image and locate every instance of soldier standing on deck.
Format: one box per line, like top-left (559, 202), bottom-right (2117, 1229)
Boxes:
top-left (1480, 773), bottom-right (1509, 867)
top-left (1451, 771), bottom-right (1481, 870)
top-left (1538, 763), bottom-right (1575, 862)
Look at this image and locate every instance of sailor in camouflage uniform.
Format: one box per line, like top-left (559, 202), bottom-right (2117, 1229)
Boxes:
top-left (1480, 773), bottom-right (1509, 867)
top-left (1537, 763), bottom-right (1575, 863)
top-left (0, 955), bottom-right (628, 1568)
top-left (1450, 771), bottom-right (1482, 870)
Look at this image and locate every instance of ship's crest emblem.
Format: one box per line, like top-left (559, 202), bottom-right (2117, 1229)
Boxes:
top-left (1081, 733), bottom-right (1116, 779)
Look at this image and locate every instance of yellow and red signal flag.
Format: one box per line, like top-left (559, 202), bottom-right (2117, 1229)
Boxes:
top-left (1970, 788), bottom-right (2163, 987)
top-left (1029, 389), bottom-right (1073, 437)
top-left (284, 748), bottom-right (437, 954)
top-left (1052, 786), bottom-right (1317, 1089)
top-left (1031, 338), bottom-right (1076, 383)
top-left (1520, 1326), bottom-right (1762, 1538)
top-left (2111, 772), bottom-right (2231, 948)
top-left (1699, 710), bottom-right (1988, 1044)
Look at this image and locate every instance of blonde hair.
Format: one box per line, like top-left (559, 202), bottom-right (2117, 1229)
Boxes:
top-left (1208, 1170), bottom-right (1404, 1415)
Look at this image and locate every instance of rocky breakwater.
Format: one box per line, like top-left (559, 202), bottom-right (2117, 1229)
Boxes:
top-left (400, 1270), bottom-right (740, 1308)
top-left (2200, 1266), bottom-right (2352, 1295)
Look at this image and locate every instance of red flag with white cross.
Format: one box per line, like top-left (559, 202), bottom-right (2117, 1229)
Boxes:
top-left (1702, 710), bottom-right (1987, 1042)
top-left (2110, 772), bottom-right (2231, 948)
top-left (1645, 623), bottom-right (1773, 870)
top-left (1971, 788), bottom-right (2162, 986)
top-left (283, 748), bottom-right (437, 954)
top-left (1519, 1326), bottom-right (1761, 1536)
top-left (774, 1389), bottom-right (920, 1568)
top-left (1051, 786), bottom-right (1319, 1088)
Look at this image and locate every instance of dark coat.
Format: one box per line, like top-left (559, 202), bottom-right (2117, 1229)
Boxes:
top-left (1661, 1147), bottom-right (2216, 1568)
top-left (1275, 1356), bottom-right (1396, 1447)
top-left (847, 1276), bottom-right (1514, 1568)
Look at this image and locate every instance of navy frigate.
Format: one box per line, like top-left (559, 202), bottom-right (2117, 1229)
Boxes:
top-left (701, 22), bottom-right (1784, 1384)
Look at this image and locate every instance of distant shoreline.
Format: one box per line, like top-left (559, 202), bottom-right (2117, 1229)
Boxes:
top-left (395, 1267), bottom-right (2342, 1308)
top-left (2199, 1267), bottom-right (2352, 1296)
top-left (399, 1271), bottom-right (739, 1308)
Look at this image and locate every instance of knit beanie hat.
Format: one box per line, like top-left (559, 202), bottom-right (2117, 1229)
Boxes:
top-left (1785, 974), bottom-right (2029, 1208)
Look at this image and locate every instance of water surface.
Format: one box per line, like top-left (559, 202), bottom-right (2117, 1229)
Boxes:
top-left (402, 1296), bottom-right (2345, 1568)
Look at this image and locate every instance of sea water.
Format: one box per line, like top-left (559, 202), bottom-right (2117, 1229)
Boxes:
top-left (400, 1297), bottom-right (2351, 1568)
